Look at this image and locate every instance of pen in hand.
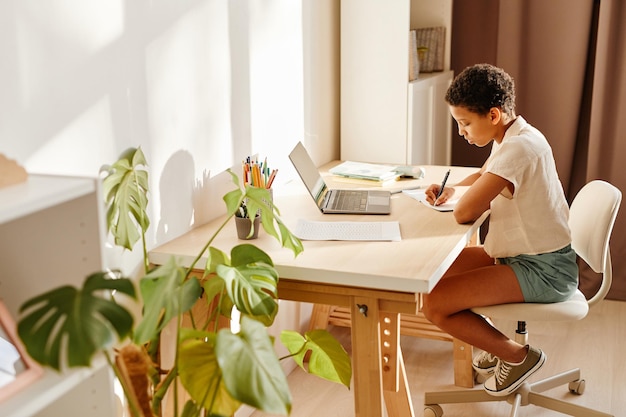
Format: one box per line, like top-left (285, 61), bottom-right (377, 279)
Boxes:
top-left (434, 169), bottom-right (451, 205)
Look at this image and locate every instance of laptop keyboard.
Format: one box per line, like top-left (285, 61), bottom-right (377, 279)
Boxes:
top-left (331, 190), bottom-right (368, 211)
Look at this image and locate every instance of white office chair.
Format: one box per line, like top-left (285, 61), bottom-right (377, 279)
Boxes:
top-left (424, 180), bottom-right (622, 417)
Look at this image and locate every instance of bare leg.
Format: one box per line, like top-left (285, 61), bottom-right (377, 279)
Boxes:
top-left (422, 246), bottom-right (528, 363)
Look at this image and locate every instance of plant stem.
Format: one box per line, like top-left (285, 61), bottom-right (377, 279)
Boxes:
top-left (184, 206), bottom-right (240, 279)
top-left (172, 294), bottom-right (186, 417)
top-left (134, 170), bottom-right (150, 275)
top-left (142, 230), bottom-right (149, 275)
top-left (278, 343), bottom-right (308, 362)
top-left (152, 366), bottom-right (176, 406)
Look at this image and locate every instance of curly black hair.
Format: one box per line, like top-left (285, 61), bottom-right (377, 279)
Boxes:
top-left (445, 63), bottom-right (516, 116)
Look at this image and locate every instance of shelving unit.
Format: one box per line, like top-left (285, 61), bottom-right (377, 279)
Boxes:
top-left (0, 175), bottom-right (116, 417)
top-left (341, 0), bottom-right (453, 166)
top-left (407, 71), bottom-right (453, 165)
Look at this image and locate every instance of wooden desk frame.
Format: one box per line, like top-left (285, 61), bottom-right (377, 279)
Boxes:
top-left (308, 303), bottom-right (476, 390)
top-left (279, 280), bottom-right (420, 416)
top-left (150, 164), bottom-right (486, 417)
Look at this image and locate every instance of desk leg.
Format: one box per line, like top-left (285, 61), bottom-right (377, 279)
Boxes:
top-left (351, 296), bottom-right (385, 417)
top-left (381, 313), bottom-right (415, 417)
top-left (308, 304), bottom-right (334, 331)
top-left (453, 338), bottom-right (475, 388)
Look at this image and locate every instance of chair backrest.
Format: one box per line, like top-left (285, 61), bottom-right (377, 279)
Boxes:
top-left (569, 180), bottom-right (622, 306)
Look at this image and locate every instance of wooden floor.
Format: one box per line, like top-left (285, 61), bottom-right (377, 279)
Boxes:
top-left (251, 299), bottom-right (626, 417)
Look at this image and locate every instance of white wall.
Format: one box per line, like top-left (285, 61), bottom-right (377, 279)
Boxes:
top-left (0, 0), bottom-right (339, 411)
top-left (0, 0), bottom-right (338, 266)
top-left (1, 0), bottom-right (337, 237)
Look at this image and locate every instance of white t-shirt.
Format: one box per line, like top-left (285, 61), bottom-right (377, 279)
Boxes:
top-left (483, 116), bottom-right (571, 258)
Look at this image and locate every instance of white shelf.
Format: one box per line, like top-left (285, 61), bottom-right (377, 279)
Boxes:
top-left (407, 71), bottom-right (453, 165)
top-left (1, 359), bottom-right (111, 417)
top-left (0, 175), bottom-right (96, 225)
top-left (0, 174), bottom-right (115, 417)
top-left (409, 71), bottom-right (451, 84)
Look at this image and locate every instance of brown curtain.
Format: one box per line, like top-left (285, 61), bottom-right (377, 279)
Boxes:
top-left (576, 0), bottom-right (626, 300)
top-left (451, 0), bottom-right (626, 300)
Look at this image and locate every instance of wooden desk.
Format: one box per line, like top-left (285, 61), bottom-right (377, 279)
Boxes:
top-left (149, 164), bottom-right (486, 417)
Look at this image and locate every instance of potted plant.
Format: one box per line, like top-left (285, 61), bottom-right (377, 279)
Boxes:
top-left (234, 200), bottom-right (261, 240)
top-left (16, 147), bottom-right (351, 417)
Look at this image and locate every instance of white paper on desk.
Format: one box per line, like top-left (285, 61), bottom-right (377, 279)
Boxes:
top-left (402, 189), bottom-right (458, 212)
top-left (295, 219), bottom-right (401, 241)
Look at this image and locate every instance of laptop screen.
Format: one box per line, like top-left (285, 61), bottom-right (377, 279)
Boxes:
top-left (289, 142), bottom-right (328, 206)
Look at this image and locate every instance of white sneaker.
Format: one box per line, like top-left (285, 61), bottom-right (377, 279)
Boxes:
top-left (484, 346), bottom-right (546, 396)
top-left (472, 350), bottom-right (498, 376)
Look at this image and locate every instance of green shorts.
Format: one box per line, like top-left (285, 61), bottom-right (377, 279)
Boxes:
top-left (497, 245), bottom-right (579, 303)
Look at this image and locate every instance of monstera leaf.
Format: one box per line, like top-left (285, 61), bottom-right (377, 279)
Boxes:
top-left (280, 329), bottom-right (352, 388)
top-left (102, 147), bottom-right (150, 251)
top-left (215, 316), bottom-right (292, 415)
top-left (133, 257), bottom-right (202, 344)
top-left (17, 272), bottom-right (136, 370)
top-left (178, 329), bottom-right (241, 416)
top-left (201, 258), bottom-right (235, 320)
top-left (215, 244), bottom-right (279, 326)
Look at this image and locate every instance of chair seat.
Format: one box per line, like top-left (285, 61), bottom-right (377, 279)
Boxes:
top-left (472, 289), bottom-right (589, 322)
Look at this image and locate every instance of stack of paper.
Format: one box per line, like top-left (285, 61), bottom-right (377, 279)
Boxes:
top-left (329, 161), bottom-right (399, 183)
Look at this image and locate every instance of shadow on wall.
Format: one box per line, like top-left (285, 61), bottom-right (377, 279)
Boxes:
top-left (156, 149), bottom-right (244, 244)
top-left (156, 150), bottom-right (195, 244)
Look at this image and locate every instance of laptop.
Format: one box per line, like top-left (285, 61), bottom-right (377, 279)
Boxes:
top-left (288, 142), bottom-right (391, 214)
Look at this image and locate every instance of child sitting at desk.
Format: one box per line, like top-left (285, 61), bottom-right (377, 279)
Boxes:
top-left (421, 63), bottom-right (578, 396)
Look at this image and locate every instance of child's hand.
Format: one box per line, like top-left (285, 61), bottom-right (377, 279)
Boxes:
top-left (425, 184), bottom-right (455, 206)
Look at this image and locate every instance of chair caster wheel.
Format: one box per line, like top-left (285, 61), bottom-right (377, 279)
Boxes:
top-left (424, 404), bottom-right (443, 417)
top-left (569, 379), bottom-right (586, 395)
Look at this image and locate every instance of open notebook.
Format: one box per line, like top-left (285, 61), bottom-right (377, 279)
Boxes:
top-left (288, 142), bottom-right (391, 214)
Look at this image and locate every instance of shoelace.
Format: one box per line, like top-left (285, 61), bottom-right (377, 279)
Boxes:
top-left (476, 351), bottom-right (497, 366)
top-left (494, 360), bottom-right (512, 385)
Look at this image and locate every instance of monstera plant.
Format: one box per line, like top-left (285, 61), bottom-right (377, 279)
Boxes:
top-left (17, 147), bottom-right (351, 417)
